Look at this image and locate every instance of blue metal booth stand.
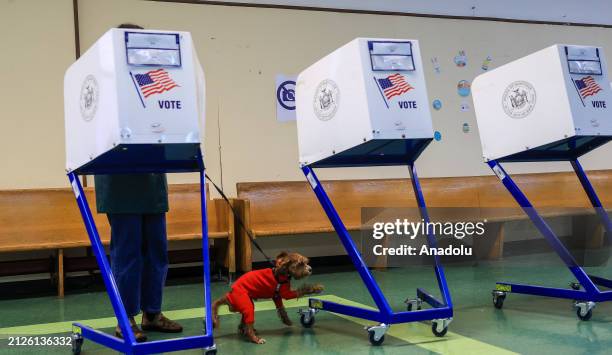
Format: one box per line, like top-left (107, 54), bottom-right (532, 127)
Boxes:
top-left (296, 139), bottom-right (454, 345)
top-left (488, 138), bottom-right (612, 320)
top-left (67, 144), bottom-right (216, 354)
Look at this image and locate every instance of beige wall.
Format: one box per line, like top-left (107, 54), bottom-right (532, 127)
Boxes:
top-left (0, 0), bottom-right (75, 189)
top-left (2, 0), bottom-right (612, 193)
top-left (77, 0), bottom-right (612, 196)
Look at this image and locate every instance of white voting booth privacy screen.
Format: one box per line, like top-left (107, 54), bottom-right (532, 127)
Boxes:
top-left (64, 28), bottom-right (205, 173)
top-left (472, 44), bottom-right (612, 161)
top-left (296, 38), bottom-right (433, 167)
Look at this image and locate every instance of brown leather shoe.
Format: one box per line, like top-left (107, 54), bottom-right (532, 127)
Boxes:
top-left (141, 312), bottom-right (183, 333)
top-left (114, 317), bottom-right (147, 343)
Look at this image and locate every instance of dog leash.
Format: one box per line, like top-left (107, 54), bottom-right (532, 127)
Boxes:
top-left (204, 173), bottom-right (276, 267)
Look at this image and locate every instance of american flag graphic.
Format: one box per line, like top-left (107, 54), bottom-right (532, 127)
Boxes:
top-left (574, 76), bottom-right (602, 99)
top-left (134, 69), bottom-right (179, 98)
top-left (377, 73), bottom-right (413, 100)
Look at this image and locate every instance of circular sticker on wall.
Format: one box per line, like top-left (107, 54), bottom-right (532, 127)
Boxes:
top-left (313, 79), bottom-right (340, 121)
top-left (457, 80), bottom-right (471, 97)
top-left (434, 131), bottom-right (442, 141)
top-left (80, 74), bottom-right (99, 121)
top-left (502, 81), bottom-right (536, 119)
top-left (432, 99), bottom-right (442, 110)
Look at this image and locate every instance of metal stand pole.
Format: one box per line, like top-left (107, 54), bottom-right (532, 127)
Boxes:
top-left (298, 164), bottom-right (453, 343)
top-left (408, 164), bottom-right (453, 309)
top-left (68, 148), bottom-right (216, 353)
top-left (68, 172), bottom-right (135, 353)
top-left (488, 159), bottom-right (612, 319)
top-left (200, 168), bottom-right (214, 339)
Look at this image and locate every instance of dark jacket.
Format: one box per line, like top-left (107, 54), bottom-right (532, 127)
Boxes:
top-left (94, 174), bottom-right (169, 214)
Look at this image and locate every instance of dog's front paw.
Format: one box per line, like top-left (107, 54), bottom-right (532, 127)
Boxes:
top-left (299, 283), bottom-right (324, 295)
top-left (277, 307), bottom-right (293, 326)
top-left (254, 337), bottom-right (266, 344)
top-left (311, 284), bottom-right (324, 294)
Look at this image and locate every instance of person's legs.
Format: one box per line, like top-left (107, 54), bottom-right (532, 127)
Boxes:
top-left (140, 213), bottom-right (168, 314)
top-left (108, 214), bottom-right (147, 342)
top-left (140, 213), bottom-right (182, 332)
top-left (109, 213), bottom-right (143, 317)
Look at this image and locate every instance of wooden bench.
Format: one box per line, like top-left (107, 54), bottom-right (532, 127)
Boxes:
top-left (0, 183), bottom-right (234, 297)
top-left (235, 170), bottom-right (612, 271)
top-left (474, 170), bottom-right (612, 260)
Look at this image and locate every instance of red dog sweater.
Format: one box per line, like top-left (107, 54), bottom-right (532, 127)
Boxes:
top-left (226, 268), bottom-right (297, 324)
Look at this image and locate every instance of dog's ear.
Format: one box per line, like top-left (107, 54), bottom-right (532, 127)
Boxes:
top-left (275, 251), bottom-right (290, 271)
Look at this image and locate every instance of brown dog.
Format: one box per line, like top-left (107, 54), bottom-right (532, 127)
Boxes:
top-left (212, 251), bottom-right (324, 344)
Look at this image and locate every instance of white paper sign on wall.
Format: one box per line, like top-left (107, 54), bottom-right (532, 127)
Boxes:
top-left (276, 74), bottom-right (297, 122)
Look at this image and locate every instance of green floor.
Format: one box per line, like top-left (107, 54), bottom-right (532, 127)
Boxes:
top-left (1, 252), bottom-right (611, 354)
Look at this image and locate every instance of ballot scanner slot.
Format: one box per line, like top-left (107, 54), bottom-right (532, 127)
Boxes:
top-left (125, 31), bottom-right (182, 67)
top-left (368, 41), bottom-right (415, 72)
top-left (565, 46), bottom-right (602, 75)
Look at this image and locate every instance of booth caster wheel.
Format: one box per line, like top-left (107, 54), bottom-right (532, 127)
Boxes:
top-left (574, 301), bottom-right (595, 321)
top-left (368, 330), bottom-right (385, 346)
top-left (365, 323), bottom-right (388, 346)
top-left (202, 344), bottom-right (217, 355)
top-left (405, 297), bottom-right (423, 311)
top-left (492, 291), bottom-right (506, 309)
top-left (300, 313), bottom-right (315, 328)
top-left (71, 333), bottom-right (83, 355)
top-left (577, 308), bottom-right (592, 321)
top-left (431, 318), bottom-right (452, 337)
top-left (298, 308), bottom-right (317, 328)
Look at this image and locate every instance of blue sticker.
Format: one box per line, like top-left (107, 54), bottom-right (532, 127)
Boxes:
top-left (434, 131), bottom-right (442, 141)
top-left (432, 99), bottom-right (442, 110)
top-left (462, 122), bottom-right (470, 133)
top-left (457, 80), bottom-right (471, 97)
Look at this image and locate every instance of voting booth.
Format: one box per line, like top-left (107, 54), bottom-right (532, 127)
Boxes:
top-left (297, 38), bottom-right (433, 167)
top-left (295, 38), bottom-right (453, 345)
top-left (64, 28), bottom-right (216, 354)
top-left (65, 29), bottom-right (205, 174)
top-left (473, 44), bottom-right (612, 162)
top-left (472, 44), bottom-right (612, 320)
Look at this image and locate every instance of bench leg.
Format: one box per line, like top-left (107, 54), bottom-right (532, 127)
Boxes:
top-left (227, 200), bottom-right (236, 283)
top-left (572, 214), bottom-right (608, 267)
top-left (234, 199), bottom-right (252, 272)
top-left (474, 222), bottom-right (505, 260)
top-left (57, 249), bottom-right (65, 298)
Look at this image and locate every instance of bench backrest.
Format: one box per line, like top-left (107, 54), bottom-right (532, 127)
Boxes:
top-left (237, 176), bottom-right (482, 234)
top-left (237, 170), bottom-right (612, 235)
top-left (0, 183), bottom-right (225, 252)
top-left (477, 170), bottom-right (612, 207)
